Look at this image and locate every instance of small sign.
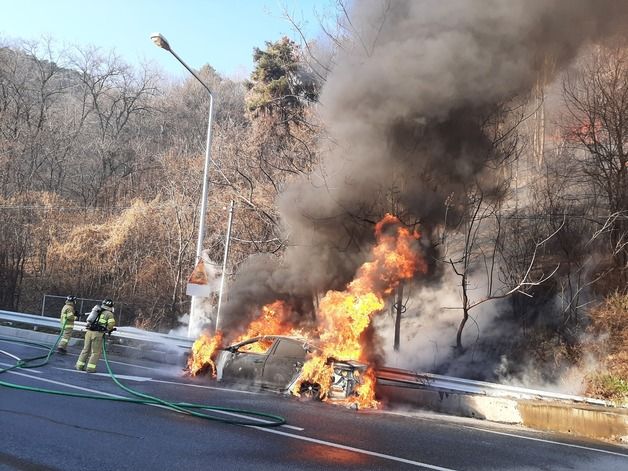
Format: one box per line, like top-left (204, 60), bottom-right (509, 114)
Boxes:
top-left (186, 260), bottom-right (211, 297)
top-left (188, 260), bottom-right (209, 285)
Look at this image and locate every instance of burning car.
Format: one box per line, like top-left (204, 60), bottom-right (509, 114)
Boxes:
top-left (215, 335), bottom-right (367, 401)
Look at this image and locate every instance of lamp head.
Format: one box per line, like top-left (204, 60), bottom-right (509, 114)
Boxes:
top-left (150, 32), bottom-right (171, 51)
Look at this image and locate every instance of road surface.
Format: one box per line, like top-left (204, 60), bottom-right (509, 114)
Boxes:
top-left (1, 338), bottom-right (627, 470)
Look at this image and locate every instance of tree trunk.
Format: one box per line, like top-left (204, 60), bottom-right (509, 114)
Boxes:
top-left (455, 308), bottom-right (469, 354)
top-left (456, 273), bottom-right (469, 354)
top-left (393, 282), bottom-right (404, 351)
top-left (312, 290), bottom-right (319, 321)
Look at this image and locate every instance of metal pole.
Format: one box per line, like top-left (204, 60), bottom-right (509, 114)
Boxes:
top-left (152, 36), bottom-right (215, 339)
top-left (215, 200), bottom-right (234, 332)
top-left (188, 93), bottom-right (214, 339)
top-left (194, 94), bottom-right (214, 261)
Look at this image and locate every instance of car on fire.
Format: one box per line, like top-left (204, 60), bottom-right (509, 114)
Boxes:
top-left (215, 335), bottom-right (367, 400)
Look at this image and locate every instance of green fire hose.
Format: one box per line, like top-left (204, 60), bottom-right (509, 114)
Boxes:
top-left (0, 323), bottom-right (286, 427)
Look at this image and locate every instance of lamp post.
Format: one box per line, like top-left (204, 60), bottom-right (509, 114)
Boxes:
top-left (151, 32), bottom-right (214, 338)
top-left (215, 200), bottom-right (234, 332)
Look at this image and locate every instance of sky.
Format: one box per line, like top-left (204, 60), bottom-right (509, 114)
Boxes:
top-left (0, 0), bottom-right (329, 80)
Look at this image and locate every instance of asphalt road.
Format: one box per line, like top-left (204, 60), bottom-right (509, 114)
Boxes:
top-left (1, 338), bottom-right (627, 471)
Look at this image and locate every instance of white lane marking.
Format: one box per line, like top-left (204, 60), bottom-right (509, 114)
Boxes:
top-left (0, 361), bottom-right (42, 373)
top-left (53, 348), bottom-right (158, 371)
top-left (5, 365), bottom-right (624, 467)
top-left (249, 426), bottom-right (458, 470)
top-left (148, 378), bottom-right (262, 396)
top-left (5, 369), bottom-right (299, 431)
top-left (462, 425), bottom-right (628, 458)
top-left (56, 370), bottom-right (299, 430)
top-left (5, 369), bottom-right (127, 398)
top-left (0, 339), bottom-right (157, 371)
top-left (3, 369), bottom-right (444, 469)
top-left (209, 408), bottom-right (304, 431)
top-left (146, 379), bottom-right (301, 431)
top-left (4, 369), bottom-right (184, 415)
top-left (98, 358), bottom-right (157, 371)
top-left (0, 340), bottom-right (48, 351)
top-left (3, 369), bottom-right (225, 419)
top-left (0, 350), bottom-right (22, 361)
top-left (5, 369), bottom-right (458, 467)
top-left (54, 367), bottom-right (151, 382)
top-left (56, 367), bottom-right (263, 396)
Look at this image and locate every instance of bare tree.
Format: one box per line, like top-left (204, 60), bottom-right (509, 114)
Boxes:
top-left (68, 46), bottom-right (159, 208)
top-left (0, 39), bottom-right (74, 196)
top-left (435, 98), bottom-right (567, 353)
top-left (562, 44), bottom-right (628, 283)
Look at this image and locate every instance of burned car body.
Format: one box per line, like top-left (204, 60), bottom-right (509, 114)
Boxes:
top-left (215, 335), bottom-right (367, 400)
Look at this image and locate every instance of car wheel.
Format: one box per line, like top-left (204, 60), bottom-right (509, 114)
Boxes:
top-left (299, 382), bottom-right (322, 400)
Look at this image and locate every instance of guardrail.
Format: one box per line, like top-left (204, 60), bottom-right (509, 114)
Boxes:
top-left (0, 309), bottom-right (193, 351)
top-left (1, 309), bottom-right (610, 406)
top-left (376, 366), bottom-right (610, 406)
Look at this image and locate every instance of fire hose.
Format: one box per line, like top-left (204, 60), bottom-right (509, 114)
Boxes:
top-left (0, 322), bottom-right (286, 427)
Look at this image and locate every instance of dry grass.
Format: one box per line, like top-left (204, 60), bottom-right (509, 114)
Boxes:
top-left (583, 292), bottom-right (628, 403)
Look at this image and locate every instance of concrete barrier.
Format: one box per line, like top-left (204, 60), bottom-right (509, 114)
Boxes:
top-left (377, 382), bottom-right (628, 443)
top-left (519, 400), bottom-right (628, 443)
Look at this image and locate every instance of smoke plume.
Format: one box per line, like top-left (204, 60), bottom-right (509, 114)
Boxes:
top-left (222, 0), bottom-right (628, 337)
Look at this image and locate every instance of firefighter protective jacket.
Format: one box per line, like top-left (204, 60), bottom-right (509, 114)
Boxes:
top-left (60, 303), bottom-right (76, 328)
top-left (87, 306), bottom-right (116, 332)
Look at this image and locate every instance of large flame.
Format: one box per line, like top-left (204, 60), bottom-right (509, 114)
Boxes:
top-left (186, 301), bottom-right (303, 374)
top-left (187, 330), bottom-right (223, 376)
top-left (293, 214), bottom-right (426, 407)
top-left (186, 214), bottom-right (426, 409)
top-left (233, 300), bottom-right (306, 352)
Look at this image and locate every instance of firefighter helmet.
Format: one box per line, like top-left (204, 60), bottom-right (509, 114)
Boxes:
top-left (66, 295), bottom-right (77, 303)
top-left (102, 299), bottom-right (114, 308)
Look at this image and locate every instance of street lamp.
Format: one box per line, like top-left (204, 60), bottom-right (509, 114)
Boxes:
top-left (151, 32), bottom-right (214, 338)
top-left (215, 200), bottom-right (234, 332)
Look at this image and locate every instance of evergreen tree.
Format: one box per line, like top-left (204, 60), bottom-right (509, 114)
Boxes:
top-left (246, 37), bottom-right (318, 118)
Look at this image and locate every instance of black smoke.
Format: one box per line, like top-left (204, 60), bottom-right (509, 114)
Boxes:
top-left (221, 0), bottom-right (628, 336)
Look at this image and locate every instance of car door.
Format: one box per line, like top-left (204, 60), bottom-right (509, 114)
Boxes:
top-left (261, 339), bottom-right (307, 390)
top-left (221, 337), bottom-right (275, 385)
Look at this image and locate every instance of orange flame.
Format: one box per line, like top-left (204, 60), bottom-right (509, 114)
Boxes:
top-left (293, 214), bottom-right (426, 407)
top-left (187, 331), bottom-right (223, 377)
top-left (233, 300), bottom-right (305, 350)
top-left (186, 214), bottom-right (426, 410)
top-left (187, 301), bottom-right (304, 374)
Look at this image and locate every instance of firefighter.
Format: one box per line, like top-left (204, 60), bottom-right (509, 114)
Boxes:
top-left (75, 299), bottom-right (116, 373)
top-left (57, 295), bottom-right (77, 353)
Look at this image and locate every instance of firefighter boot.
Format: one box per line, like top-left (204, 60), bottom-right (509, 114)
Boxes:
top-left (58, 327), bottom-right (73, 353)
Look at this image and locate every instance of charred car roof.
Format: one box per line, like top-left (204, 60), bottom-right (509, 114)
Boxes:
top-left (223, 335), bottom-right (367, 368)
